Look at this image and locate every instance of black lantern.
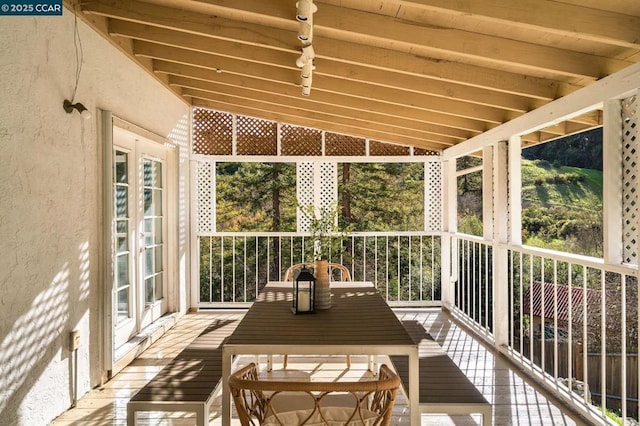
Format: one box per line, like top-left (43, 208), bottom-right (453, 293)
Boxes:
top-left (292, 266), bottom-right (315, 314)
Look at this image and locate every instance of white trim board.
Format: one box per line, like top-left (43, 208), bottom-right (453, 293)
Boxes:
top-left (444, 62), bottom-right (640, 160)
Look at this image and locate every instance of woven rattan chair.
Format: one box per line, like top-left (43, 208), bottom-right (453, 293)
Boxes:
top-left (284, 262), bottom-right (352, 282)
top-left (229, 362), bottom-right (400, 426)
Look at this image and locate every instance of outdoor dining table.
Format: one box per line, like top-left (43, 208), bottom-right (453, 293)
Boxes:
top-left (221, 281), bottom-right (420, 425)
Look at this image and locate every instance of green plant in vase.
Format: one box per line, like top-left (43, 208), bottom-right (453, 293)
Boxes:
top-left (300, 202), bottom-right (350, 309)
top-left (301, 203), bottom-right (340, 259)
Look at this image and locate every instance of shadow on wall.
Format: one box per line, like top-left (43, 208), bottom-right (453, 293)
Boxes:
top-left (169, 114), bottom-right (190, 311)
top-left (0, 114), bottom-right (191, 423)
top-left (171, 114), bottom-right (190, 251)
top-left (0, 242), bottom-right (91, 424)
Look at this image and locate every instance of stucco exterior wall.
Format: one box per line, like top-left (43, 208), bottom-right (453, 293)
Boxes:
top-left (0, 9), bottom-right (190, 426)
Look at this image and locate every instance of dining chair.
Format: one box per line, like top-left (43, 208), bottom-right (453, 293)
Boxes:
top-left (284, 262), bottom-right (352, 282)
top-left (229, 362), bottom-right (400, 426)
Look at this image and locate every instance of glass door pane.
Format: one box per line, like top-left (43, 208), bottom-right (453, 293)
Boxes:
top-left (142, 158), bottom-right (164, 305)
top-left (111, 126), bottom-right (169, 360)
top-left (114, 150), bottom-right (132, 323)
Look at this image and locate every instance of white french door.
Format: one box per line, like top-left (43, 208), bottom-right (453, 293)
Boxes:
top-left (112, 126), bottom-right (168, 353)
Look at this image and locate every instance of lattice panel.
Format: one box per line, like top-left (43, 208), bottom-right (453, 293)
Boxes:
top-left (369, 140), bottom-right (410, 156)
top-left (193, 108), bottom-right (233, 155)
top-left (320, 162), bottom-right (337, 212)
top-left (325, 132), bottom-right (366, 156)
top-left (236, 115), bottom-right (277, 155)
top-left (414, 147), bottom-right (440, 156)
top-left (622, 95), bottom-right (639, 265)
top-left (281, 124), bottom-right (322, 156)
top-left (425, 160), bottom-right (443, 231)
top-left (297, 162), bottom-right (315, 231)
top-left (197, 161), bottom-right (214, 233)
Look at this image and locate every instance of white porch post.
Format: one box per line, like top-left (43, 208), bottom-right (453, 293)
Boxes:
top-left (508, 136), bottom-right (522, 246)
top-left (492, 141), bottom-right (510, 347)
top-left (603, 99), bottom-right (624, 265)
top-left (441, 158), bottom-right (457, 308)
top-left (482, 146), bottom-right (494, 240)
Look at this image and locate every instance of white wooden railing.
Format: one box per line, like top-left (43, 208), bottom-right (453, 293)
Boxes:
top-left (451, 234), bottom-right (495, 339)
top-left (451, 234), bottom-right (639, 424)
top-left (197, 229), bottom-right (639, 421)
top-left (197, 231), bottom-right (442, 307)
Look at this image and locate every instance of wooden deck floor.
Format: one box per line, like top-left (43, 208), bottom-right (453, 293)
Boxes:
top-left (52, 309), bottom-right (591, 425)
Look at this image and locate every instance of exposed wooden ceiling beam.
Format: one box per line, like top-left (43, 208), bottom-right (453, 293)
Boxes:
top-left (313, 4), bottom-right (631, 79)
top-left (445, 61), bottom-right (640, 159)
top-left (385, 0), bottom-right (640, 49)
top-left (83, 0), bottom-right (588, 95)
top-left (179, 0), bottom-right (640, 50)
top-left (312, 38), bottom-right (576, 99)
top-left (72, 0), bottom-right (639, 152)
top-left (112, 25), bottom-right (519, 124)
top-left (157, 61), bottom-right (476, 141)
top-left (109, 20), bottom-right (539, 112)
top-left (107, 0), bottom-right (631, 78)
top-left (134, 41), bottom-right (491, 133)
top-left (124, 36), bottom-right (512, 124)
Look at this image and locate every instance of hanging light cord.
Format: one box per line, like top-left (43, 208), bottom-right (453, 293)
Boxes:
top-left (70, 11), bottom-right (84, 102)
top-left (62, 9), bottom-right (91, 120)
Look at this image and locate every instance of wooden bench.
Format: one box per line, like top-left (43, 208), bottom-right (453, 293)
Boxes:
top-left (127, 318), bottom-right (238, 426)
top-left (390, 320), bottom-right (493, 425)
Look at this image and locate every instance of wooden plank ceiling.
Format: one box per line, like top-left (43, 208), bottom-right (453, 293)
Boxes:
top-left (71, 0), bottom-right (640, 153)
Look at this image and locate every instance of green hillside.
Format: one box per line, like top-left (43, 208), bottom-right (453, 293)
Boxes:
top-left (521, 159), bottom-right (603, 210)
top-left (520, 159), bottom-right (603, 256)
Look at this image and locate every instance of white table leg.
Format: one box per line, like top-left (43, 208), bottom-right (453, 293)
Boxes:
top-left (368, 355), bottom-right (378, 375)
top-left (222, 347), bottom-right (232, 426)
top-left (408, 349), bottom-right (420, 425)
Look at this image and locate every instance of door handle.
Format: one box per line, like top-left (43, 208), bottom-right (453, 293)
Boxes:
top-left (140, 232), bottom-right (147, 252)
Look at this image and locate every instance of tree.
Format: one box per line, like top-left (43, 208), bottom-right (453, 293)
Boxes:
top-left (522, 128), bottom-right (603, 171)
top-left (456, 156), bottom-right (483, 236)
top-left (214, 162), bottom-right (297, 299)
top-left (338, 162), bottom-right (424, 231)
top-left (216, 162), bottom-right (297, 232)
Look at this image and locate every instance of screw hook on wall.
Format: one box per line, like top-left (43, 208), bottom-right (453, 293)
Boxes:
top-left (63, 99), bottom-right (92, 120)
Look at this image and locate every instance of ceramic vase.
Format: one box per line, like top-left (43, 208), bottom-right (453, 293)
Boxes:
top-left (314, 259), bottom-right (331, 309)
